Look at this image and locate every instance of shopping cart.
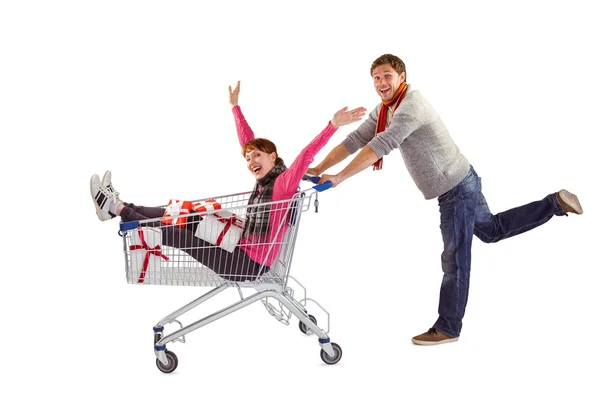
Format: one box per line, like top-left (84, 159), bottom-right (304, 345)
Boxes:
top-left (118, 175), bottom-right (341, 373)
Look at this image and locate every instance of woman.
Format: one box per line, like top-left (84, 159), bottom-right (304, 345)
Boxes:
top-left (90, 81), bottom-right (366, 281)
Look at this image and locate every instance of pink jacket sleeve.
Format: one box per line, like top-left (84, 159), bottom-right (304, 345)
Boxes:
top-left (232, 105), bottom-right (255, 148)
top-left (273, 122), bottom-right (338, 199)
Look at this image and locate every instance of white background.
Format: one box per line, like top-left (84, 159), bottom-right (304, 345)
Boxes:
top-left (1, 0), bottom-right (598, 398)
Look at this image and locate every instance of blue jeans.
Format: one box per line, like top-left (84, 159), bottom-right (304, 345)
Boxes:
top-left (433, 166), bottom-right (565, 337)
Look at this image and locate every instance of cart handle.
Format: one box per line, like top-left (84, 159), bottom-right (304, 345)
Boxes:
top-left (302, 174), bottom-right (332, 192)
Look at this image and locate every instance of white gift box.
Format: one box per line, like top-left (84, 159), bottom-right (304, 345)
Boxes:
top-left (127, 226), bottom-right (168, 284)
top-left (194, 211), bottom-right (244, 253)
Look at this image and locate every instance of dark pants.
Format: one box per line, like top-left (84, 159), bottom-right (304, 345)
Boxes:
top-left (433, 166), bottom-right (565, 337)
top-left (120, 203), bottom-right (266, 282)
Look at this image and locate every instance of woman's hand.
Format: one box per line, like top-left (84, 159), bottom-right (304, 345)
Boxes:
top-left (229, 81), bottom-right (241, 107)
top-left (331, 106), bottom-right (367, 128)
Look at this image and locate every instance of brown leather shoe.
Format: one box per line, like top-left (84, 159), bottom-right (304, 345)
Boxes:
top-left (412, 328), bottom-right (458, 346)
top-left (557, 189), bottom-right (583, 215)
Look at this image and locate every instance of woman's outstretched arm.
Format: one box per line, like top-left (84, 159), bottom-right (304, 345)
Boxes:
top-left (229, 81), bottom-right (255, 147)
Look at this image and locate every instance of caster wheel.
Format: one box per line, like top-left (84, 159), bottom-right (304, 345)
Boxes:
top-left (156, 350), bottom-right (178, 373)
top-left (320, 342), bottom-right (342, 365)
top-left (298, 314), bottom-right (317, 335)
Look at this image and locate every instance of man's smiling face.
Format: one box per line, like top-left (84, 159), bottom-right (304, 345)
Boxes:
top-left (372, 64), bottom-right (405, 102)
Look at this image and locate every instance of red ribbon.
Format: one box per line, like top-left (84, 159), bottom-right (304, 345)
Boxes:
top-left (129, 227), bottom-right (169, 283)
top-left (215, 213), bottom-right (244, 247)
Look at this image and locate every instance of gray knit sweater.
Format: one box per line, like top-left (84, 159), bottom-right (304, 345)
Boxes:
top-left (341, 89), bottom-right (470, 200)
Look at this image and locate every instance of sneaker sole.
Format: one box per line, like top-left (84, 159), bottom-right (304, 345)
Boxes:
top-left (560, 190), bottom-right (583, 214)
top-left (412, 337), bottom-right (459, 346)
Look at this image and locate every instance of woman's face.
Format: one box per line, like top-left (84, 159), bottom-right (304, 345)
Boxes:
top-left (245, 148), bottom-right (276, 179)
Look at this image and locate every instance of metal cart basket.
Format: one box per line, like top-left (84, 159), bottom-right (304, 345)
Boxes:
top-left (118, 176), bottom-right (341, 373)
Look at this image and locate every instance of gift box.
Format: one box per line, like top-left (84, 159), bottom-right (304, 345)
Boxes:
top-left (161, 199), bottom-right (194, 227)
top-left (192, 199), bottom-right (222, 215)
top-left (128, 226), bottom-right (169, 284)
top-left (194, 211), bottom-right (245, 253)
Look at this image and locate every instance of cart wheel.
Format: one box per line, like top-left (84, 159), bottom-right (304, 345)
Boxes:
top-left (156, 350), bottom-right (178, 373)
top-left (320, 342), bottom-right (342, 365)
top-left (298, 314), bottom-right (317, 335)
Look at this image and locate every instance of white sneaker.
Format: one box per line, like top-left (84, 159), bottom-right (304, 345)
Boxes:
top-left (90, 174), bottom-right (117, 221)
top-left (101, 170), bottom-right (120, 200)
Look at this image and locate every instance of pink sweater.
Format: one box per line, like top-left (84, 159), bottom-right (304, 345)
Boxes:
top-left (232, 105), bottom-right (337, 266)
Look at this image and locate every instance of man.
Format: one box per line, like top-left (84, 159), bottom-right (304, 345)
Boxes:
top-left (307, 54), bottom-right (583, 345)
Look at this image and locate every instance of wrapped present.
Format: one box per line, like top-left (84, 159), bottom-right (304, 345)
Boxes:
top-left (192, 199), bottom-right (221, 215)
top-left (161, 199), bottom-right (194, 227)
top-left (195, 210), bottom-right (245, 253)
top-left (128, 227), bottom-right (169, 284)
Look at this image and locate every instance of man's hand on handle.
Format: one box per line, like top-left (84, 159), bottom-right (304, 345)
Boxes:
top-left (319, 173), bottom-right (343, 188)
top-left (306, 167), bottom-right (321, 176)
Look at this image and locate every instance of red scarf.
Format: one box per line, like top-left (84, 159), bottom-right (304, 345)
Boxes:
top-left (373, 81), bottom-right (408, 170)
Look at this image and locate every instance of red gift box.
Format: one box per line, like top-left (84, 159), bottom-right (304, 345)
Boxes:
top-left (192, 199), bottom-right (221, 215)
top-left (161, 199), bottom-right (194, 227)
